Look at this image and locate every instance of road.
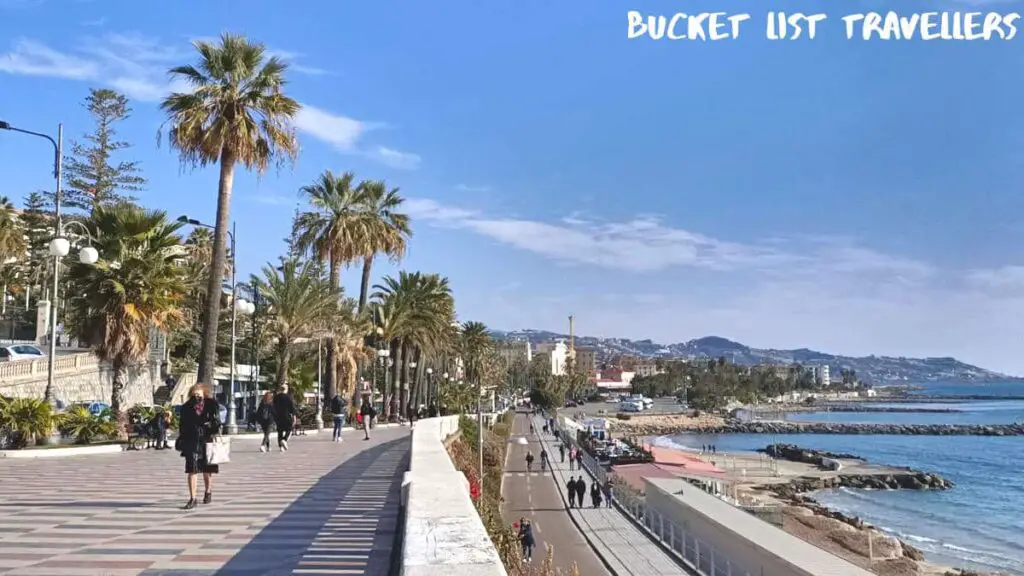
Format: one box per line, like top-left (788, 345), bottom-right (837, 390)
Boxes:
top-left (501, 411), bottom-right (610, 575)
top-left (562, 398), bottom-right (689, 417)
top-left (0, 427), bottom-right (410, 575)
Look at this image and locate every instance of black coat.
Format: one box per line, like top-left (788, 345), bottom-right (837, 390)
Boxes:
top-left (273, 393), bottom-right (296, 427)
top-left (177, 397), bottom-right (221, 455)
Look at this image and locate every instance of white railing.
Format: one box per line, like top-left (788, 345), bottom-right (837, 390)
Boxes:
top-left (0, 352), bottom-right (99, 384)
top-left (401, 414), bottom-right (507, 576)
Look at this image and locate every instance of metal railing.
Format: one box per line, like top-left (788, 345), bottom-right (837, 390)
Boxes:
top-left (552, 413), bottom-right (752, 576)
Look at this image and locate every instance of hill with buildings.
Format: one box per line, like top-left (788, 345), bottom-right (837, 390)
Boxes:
top-left (490, 330), bottom-right (1014, 384)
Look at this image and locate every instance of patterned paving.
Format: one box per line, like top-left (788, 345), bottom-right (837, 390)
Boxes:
top-left (0, 427), bottom-right (410, 576)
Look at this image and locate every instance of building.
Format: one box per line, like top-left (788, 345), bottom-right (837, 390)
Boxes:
top-left (572, 346), bottom-right (597, 375)
top-left (549, 341), bottom-right (569, 376)
top-left (812, 365), bottom-right (830, 386)
top-left (634, 358), bottom-right (661, 377)
top-left (496, 339), bottom-right (531, 366)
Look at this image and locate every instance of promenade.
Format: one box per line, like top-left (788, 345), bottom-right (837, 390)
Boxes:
top-left (529, 415), bottom-right (692, 576)
top-left (0, 427), bottom-right (409, 576)
top-left (501, 412), bottom-right (609, 575)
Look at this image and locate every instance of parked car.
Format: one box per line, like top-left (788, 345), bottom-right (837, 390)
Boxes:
top-left (0, 344), bottom-right (45, 362)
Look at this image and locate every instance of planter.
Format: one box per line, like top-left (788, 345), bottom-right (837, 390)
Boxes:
top-left (0, 443), bottom-right (125, 459)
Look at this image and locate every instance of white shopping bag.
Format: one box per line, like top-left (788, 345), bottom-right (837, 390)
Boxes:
top-left (206, 436), bottom-right (231, 464)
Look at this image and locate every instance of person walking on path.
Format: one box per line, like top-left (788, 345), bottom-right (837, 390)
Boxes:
top-left (525, 450), bottom-right (535, 473)
top-left (177, 383), bottom-right (222, 510)
top-left (255, 391), bottom-right (276, 452)
top-left (330, 393), bottom-right (347, 442)
top-left (558, 443), bottom-right (566, 463)
top-left (590, 482), bottom-right (603, 508)
top-left (575, 476), bottom-right (587, 506)
top-left (272, 385), bottom-right (296, 451)
top-left (566, 477), bottom-right (578, 508)
top-left (539, 448), bottom-right (548, 472)
top-left (518, 518), bottom-right (535, 561)
top-left (575, 450), bottom-right (584, 471)
top-left (406, 402), bottom-right (417, 429)
top-left (603, 479), bottom-right (614, 508)
top-left (360, 399), bottom-right (375, 440)
top-left (569, 446), bottom-right (577, 470)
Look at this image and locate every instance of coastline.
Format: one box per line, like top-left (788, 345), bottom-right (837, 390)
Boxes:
top-left (605, 413), bottom-right (1024, 436)
top-left (633, 439), bottom-right (993, 576)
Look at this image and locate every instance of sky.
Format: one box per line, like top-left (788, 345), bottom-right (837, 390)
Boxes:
top-left (2, 0), bottom-right (1024, 374)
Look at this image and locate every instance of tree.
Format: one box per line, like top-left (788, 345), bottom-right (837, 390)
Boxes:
top-left (252, 258), bottom-right (335, 389)
top-left (354, 180), bottom-right (410, 313)
top-left (459, 321), bottom-right (493, 413)
top-left (161, 33), bottom-right (301, 386)
top-left (64, 204), bottom-right (189, 432)
top-left (294, 171), bottom-right (364, 401)
top-left (0, 197), bottom-right (26, 266)
top-left (62, 88), bottom-right (145, 213)
top-left (18, 192), bottom-right (53, 305)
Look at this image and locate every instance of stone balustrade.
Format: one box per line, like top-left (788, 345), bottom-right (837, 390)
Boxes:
top-left (401, 414), bottom-right (507, 576)
top-left (0, 352), bottom-right (99, 383)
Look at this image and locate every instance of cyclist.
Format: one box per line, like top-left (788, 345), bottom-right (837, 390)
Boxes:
top-left (529, 422), bottom-right (535, 435)
top-left (525, 451), bottom-right (535, 472)
top-left (540, 448), bottom-right (548, 472)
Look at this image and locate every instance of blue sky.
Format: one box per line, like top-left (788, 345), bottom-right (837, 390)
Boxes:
top-left (2, 0), bottom-right (1024, 373)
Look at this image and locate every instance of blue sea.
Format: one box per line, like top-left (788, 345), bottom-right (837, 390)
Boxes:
top-left (666, 381), bottom-right (1024, 575)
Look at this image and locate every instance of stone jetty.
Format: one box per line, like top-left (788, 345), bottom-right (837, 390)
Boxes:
top-left (689, 420), bottom-right (1024, 436)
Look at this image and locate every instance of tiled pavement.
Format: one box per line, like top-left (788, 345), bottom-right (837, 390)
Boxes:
top-left (0, 427), bottom-right (410, 576)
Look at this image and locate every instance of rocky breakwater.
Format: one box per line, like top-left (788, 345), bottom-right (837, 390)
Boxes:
top-left (693, 420), bottom-right (1024, 436)
top-left (758, 443), bottom-right (865, 465)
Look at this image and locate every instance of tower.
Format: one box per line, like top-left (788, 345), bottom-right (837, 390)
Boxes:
top-left (568, 315), bottom-right (576, 371)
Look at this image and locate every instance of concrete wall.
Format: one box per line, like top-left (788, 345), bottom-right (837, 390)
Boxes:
top-left (645, 477), bottom-right (873, 576)
top-left (0, 353), bottom-right (160, 407)
top-left (401, 415), bottom-right (507, 576)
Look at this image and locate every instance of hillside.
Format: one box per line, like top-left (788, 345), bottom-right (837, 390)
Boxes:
top-left (491, 330), bottom-right (1014, 383)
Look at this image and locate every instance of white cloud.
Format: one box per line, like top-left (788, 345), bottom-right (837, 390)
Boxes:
top-left (1, 35), bottom-right (421, 169)
top-left (369, 146), bottom-right (422, 170)
top-left (455, 184), bottom-right (492, 193)
top-left (965, 265), bottom-right (1024, 290)
top-left (251, 193), bottom-right (296, 207)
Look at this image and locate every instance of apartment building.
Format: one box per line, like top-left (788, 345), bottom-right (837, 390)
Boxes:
top-left (496, 339), bottom-right (531, 366)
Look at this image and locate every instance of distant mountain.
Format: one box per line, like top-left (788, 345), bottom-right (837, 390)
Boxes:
top-left (491, 330), bottom-right (1016, 383)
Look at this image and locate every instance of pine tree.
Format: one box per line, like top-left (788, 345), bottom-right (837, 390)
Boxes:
top-left (61, 88), bottom-right (145, 213)
top-left (19, 191), bottom-right (54, 299)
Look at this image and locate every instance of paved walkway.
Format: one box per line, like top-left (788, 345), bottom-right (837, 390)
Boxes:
top-left (501, 412), bottom-right (609, 575)
top-left (530, 415), bottom-right (691, 576)
top-left (0, 427), bottom-right (410, 576)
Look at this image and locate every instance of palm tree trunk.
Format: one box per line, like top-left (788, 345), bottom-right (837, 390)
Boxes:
top-left (358, 255), bottom-right (374, 313)
top-left (399, 341), bottom-right (410, 417)
top-left (389, 339), bottom-right (400, 419)
top-left (411, 347), bottom-right (423, 408)
top-left (197, 149), bottom-right (236, 385)
top-left (110, 357), bottom-right (128, 439)
top-left (326, 257), bottom-right (340, 400)
top-left (275, 339), bottom-right (291, 389)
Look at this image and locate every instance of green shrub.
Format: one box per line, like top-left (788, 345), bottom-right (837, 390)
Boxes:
top-left (58, 406), bottom-right (118, 444)
top-left (0, 397), bottom-right (55, 448)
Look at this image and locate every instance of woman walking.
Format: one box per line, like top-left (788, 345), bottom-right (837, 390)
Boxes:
top-left (255, 391), bottom-right (276, 452)
top-left (177, 383), bottom-right (222, 510)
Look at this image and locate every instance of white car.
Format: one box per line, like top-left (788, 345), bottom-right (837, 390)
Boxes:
top-left (0, 344), bottom-right (46, 362)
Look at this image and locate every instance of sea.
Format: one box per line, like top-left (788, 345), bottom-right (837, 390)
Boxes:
top-left (662, 381), bottom-right (1024, 575)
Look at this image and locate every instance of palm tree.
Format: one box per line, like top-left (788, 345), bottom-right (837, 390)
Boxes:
top-left (355, 180), bottom-right (411, 313)
top-left (293, 171), bottom-right (365, 400)
top-left (0, 197), bottom-right (26, 267)
top-left (64, 204), bottom-right (190, 432)
top-left (371, 272), bottom-right (455, 417)
top-left (252, 258), bottom-right (335, 389)
top-left (161, 33), bottom-right (300, 386)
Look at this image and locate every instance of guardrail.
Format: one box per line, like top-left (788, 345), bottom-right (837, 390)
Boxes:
top-left (0, 352), bottom-right (98, 384)
top-left (554, 413), bottom-right (753, 576)
top-left (401, 414), bottom-right (507, 576)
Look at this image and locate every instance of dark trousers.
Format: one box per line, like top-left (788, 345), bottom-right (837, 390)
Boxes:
top-left (261, 424), bottom-right (272, 449)
top-left (277, 425), bottom-right (292, 445)
top-left (332, 415), bottom-right (344, 440)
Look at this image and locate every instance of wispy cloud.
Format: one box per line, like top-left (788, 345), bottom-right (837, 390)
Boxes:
top-left (1, 34), bottom-right (420, 169)
top-left (455, 184), bottom-right (492, 193)
top-left (251, 193), bottom-right (296, 207)
top-left (81, 17), bottom-right (106, 27)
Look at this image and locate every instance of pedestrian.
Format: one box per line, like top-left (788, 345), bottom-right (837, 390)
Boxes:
top-left (569, 446), bottom-right (577, 470)
top-left (176, 383), bottom-right (221, 510)
top-left (712, 444), bottom-right (717, 455)
top-left (519, 518), bottom-right (535, 561)
top-left (272, 384), bottom-right (296, 451)
top-left (361, 399), bottom-right (375, 440)
top-left (575, 476), bottom-right (587, 505)
top-left (540, 448), bottom-right (548, 472)
top-left (558, 443), bottom-right (566, 463)
top-left (603, 479), bottom-right (614, 508)
top-left (406, 402), bottom-right (417, 430)
top-left (702, 443), bottom-right (706, 453)
top-left (590, 482), bottom-right (602, 508)
top-left (575, 450), bottom-right (584, 471)
top-left (330, 393), bottom-right (347, 442)
top-left (566, 477), bottom-right (577, 507)
top-left (255, 391), bottom-right (276, 452)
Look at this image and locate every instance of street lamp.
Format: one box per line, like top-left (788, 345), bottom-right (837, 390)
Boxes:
top-left (177, 215), bottom-right (241, 433)
top-left (2, 120), bottom-right (64, 404)
top-left (408, 361), bottom-right (417, 415)
top-left (377, 347), bottom-right (389, 419)
top-left (426, 367), bottom-right (433, 412)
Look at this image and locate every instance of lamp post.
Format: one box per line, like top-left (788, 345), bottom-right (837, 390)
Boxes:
top-left (408, 361), bottom-right (417, 417)
top-left (1, 120), bottom-right (63, 404)
top-left (177, 216), bottom-right (241, 432)
top-left (377, 348), bottom-right (390, 420)
top-left (316, 336), bottom-right (323, 430)
top-left (45, 222), bottom-right (98, 406)
top-left (426, 367), bottom-right (433, 412)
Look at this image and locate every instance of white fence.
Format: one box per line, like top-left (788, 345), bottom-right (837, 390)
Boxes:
top-left (0, 352), bottom-right (98, 384)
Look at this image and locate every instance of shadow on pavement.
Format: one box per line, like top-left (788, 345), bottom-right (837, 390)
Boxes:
top-left (143, 436), bottom-right (408, 576)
